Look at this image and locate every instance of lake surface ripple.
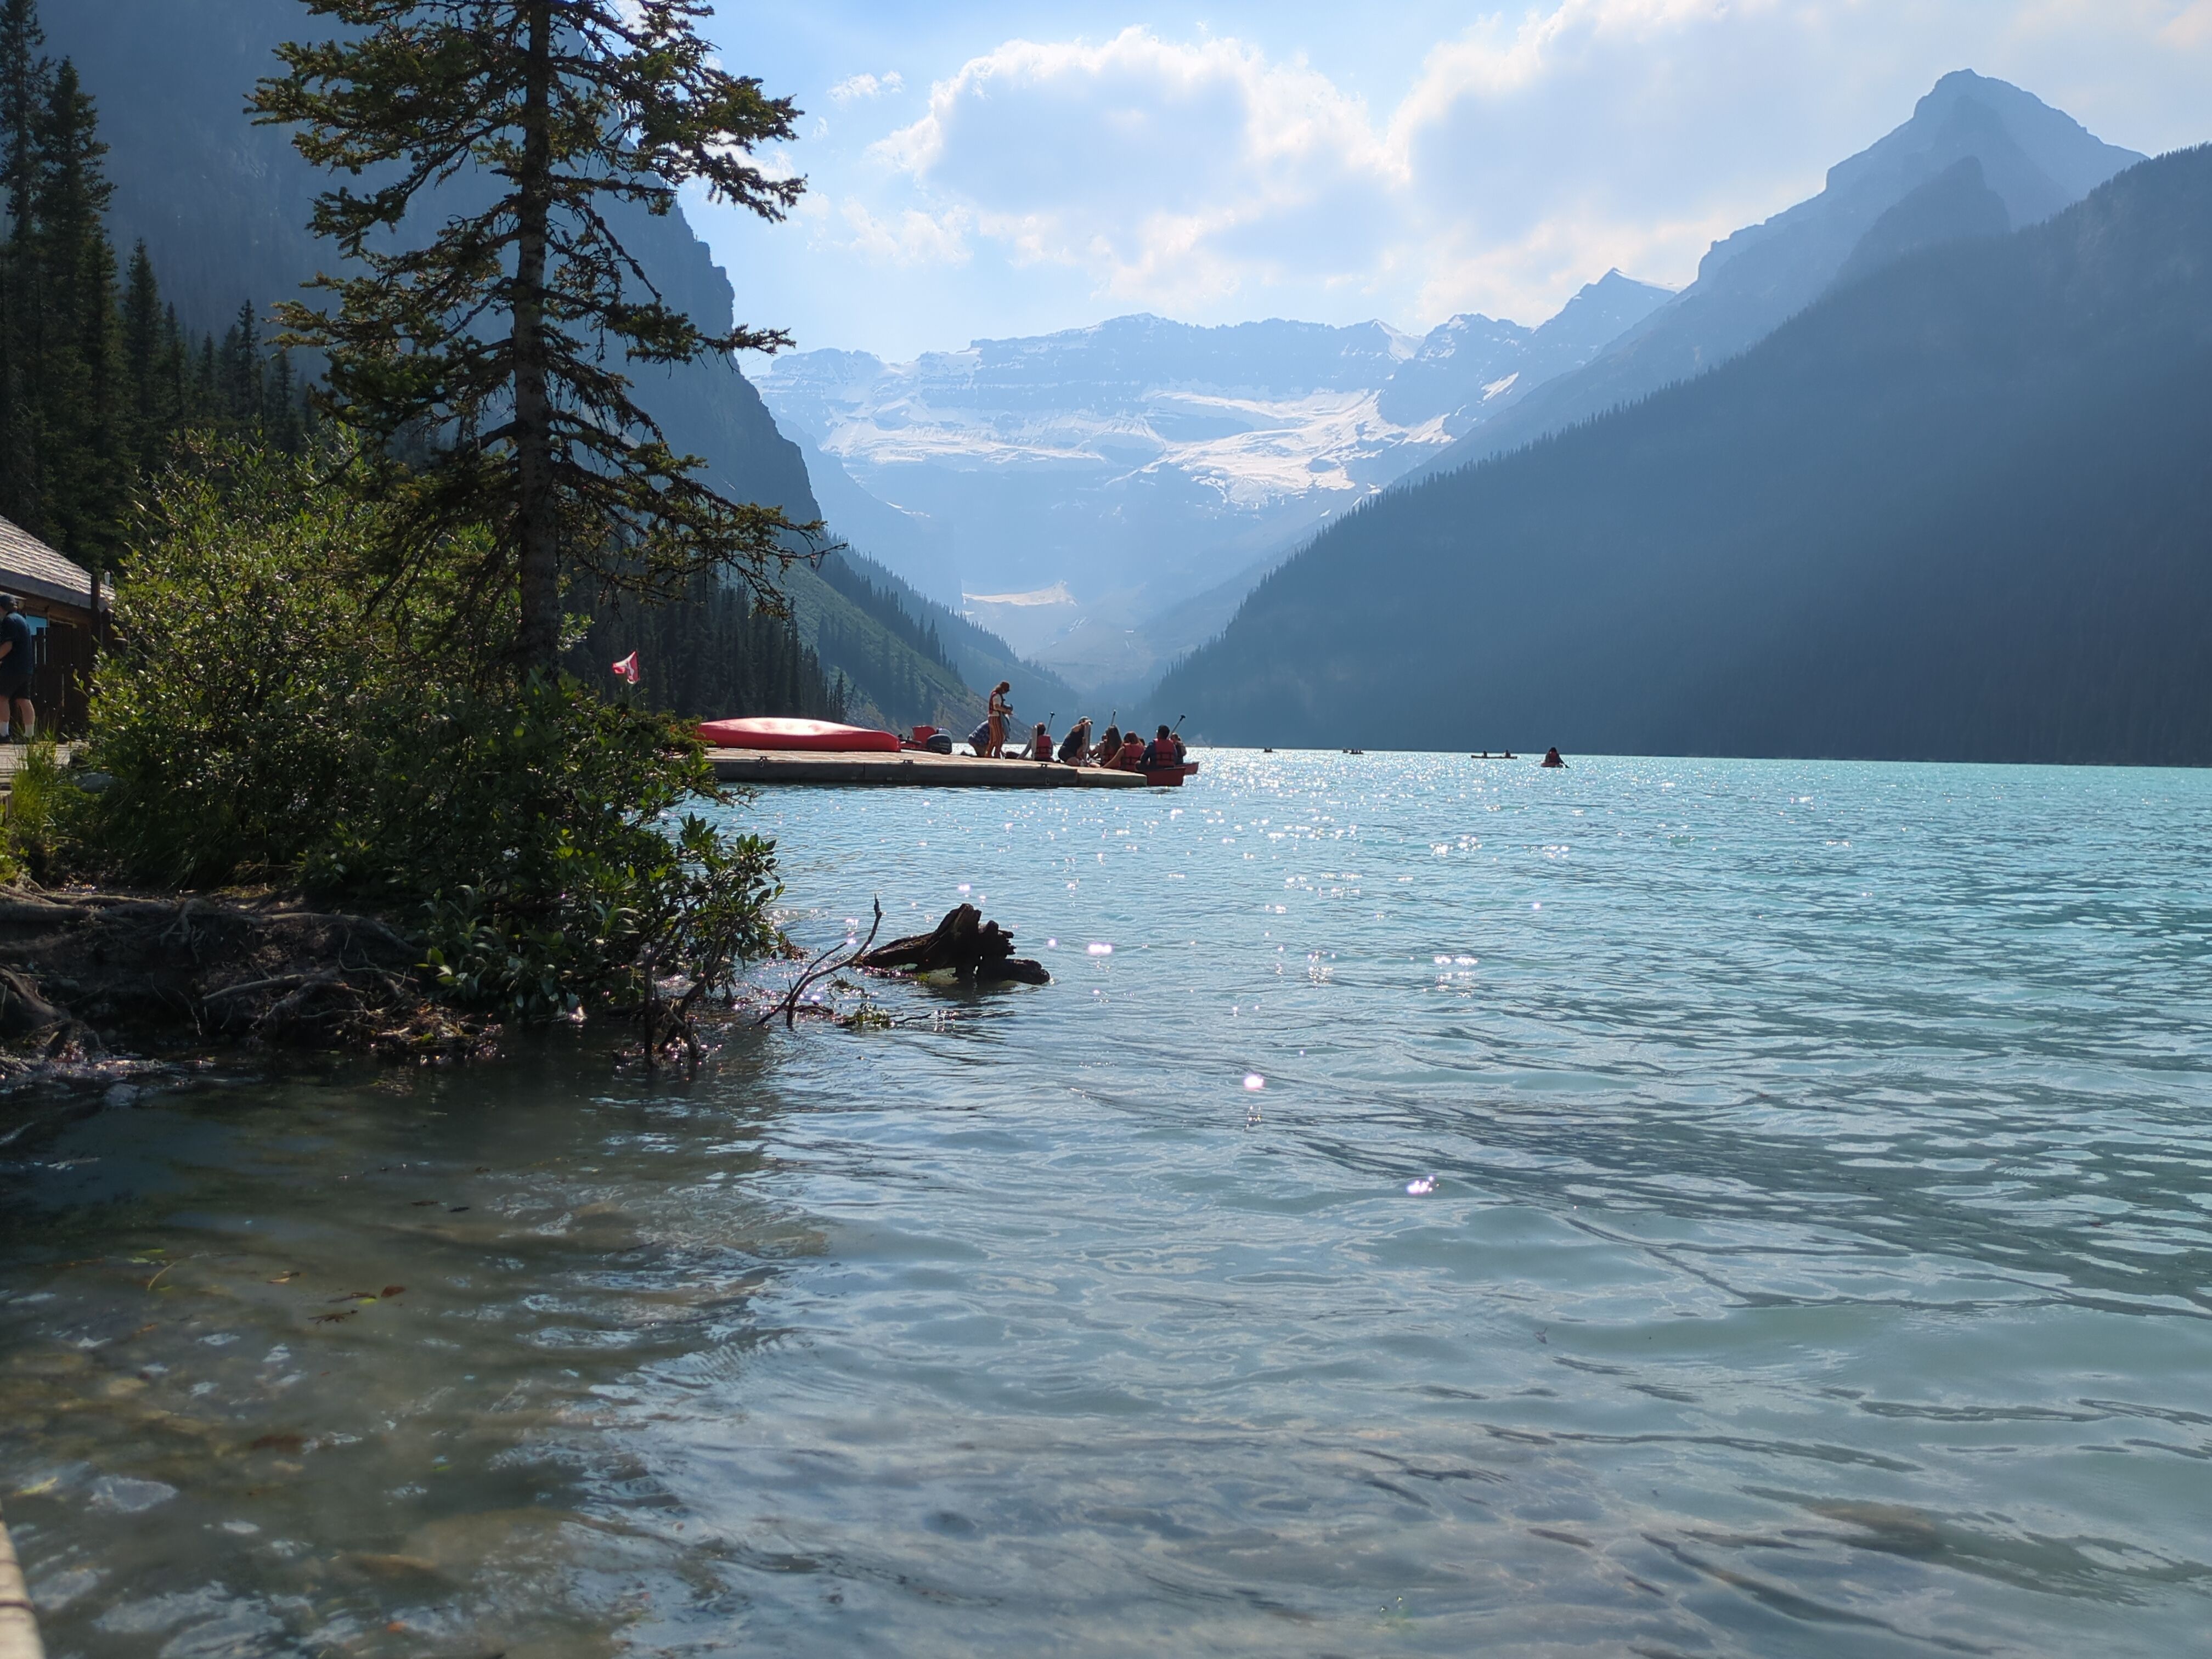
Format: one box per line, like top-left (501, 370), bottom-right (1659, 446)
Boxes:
top-left (5, 752), bottom-right (2210, 1657)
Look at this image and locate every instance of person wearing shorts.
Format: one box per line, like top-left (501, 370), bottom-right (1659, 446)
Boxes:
top-left (0, 595), bottom-right (36, 741)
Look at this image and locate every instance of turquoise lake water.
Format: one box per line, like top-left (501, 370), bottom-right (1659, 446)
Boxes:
top-left (4, 751), bottom-right (2210, 1657)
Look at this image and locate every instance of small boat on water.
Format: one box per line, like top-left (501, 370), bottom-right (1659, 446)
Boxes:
top-left (696, 716), bottom-right (902, 753)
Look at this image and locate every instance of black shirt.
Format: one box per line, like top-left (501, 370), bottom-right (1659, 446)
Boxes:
top-left (0, 613), bottom-right (32, 684)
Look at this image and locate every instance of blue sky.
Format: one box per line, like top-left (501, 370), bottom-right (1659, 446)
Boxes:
top-left (689, 1), bottom-right (2212, 362)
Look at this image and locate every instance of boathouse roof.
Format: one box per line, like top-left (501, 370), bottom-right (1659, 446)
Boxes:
top-left (0, 512), bottom-right (109, 620)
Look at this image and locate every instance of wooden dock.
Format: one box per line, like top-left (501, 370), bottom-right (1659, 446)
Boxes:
top-left (707, 747), bottom-right (1156, 788)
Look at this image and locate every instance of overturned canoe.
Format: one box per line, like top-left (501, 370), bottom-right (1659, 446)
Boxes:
top-left (695, 716), bottom-right (902, 753)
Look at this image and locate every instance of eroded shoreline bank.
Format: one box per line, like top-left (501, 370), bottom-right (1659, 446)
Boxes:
top-left (0, 888), bottom-right (494, 1087)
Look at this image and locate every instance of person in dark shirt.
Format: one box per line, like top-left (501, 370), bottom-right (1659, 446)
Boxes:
top-left (0, 596), bottom-right (35, 742)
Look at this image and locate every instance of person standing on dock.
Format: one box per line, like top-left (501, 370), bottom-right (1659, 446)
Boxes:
top-left (985, 681), bottom-right (1012, 758)
top-left (0, 597), bottom-right (34, 743)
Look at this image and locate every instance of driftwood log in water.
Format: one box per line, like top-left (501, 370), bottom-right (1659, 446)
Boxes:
top-left (856, 904), bottom-right (1049, 985)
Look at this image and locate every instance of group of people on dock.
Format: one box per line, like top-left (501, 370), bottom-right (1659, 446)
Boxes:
top-left (975, 684), bottom-right (1184, 770)
top-left (1053, 718), bottom-right (1186, 771)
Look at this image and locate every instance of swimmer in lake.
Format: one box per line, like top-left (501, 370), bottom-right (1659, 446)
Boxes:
top-left (1541, 747), bottom-right (1565, 768)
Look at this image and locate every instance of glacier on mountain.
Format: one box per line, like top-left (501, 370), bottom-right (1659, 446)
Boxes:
top-left (753, 275), bottom-right (1670, 685)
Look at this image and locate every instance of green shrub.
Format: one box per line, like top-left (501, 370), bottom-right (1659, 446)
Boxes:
top-left (59, 438), bottom-right (785, 1020)
top-left (0, 738), bottom-right (66, 883)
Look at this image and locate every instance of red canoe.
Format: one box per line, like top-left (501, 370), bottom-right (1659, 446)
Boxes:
top-left (696, 716), bottom-right (902, 753)
top-left (1138, 761), bottom-right (1201, 787)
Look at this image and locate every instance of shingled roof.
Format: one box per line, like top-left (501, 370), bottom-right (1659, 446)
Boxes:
top-left (0, 512), bottom-right (108, 617)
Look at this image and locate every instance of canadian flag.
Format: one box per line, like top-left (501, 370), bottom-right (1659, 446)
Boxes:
top-left (611, 651), bottom-right (641, 685)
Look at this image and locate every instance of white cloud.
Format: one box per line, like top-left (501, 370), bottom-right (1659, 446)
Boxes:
top-left (835, 199), bottom-right (973, 267)
top-left (697, 2), bottom-right (2212, 357)
top-left (830, 70), bottom-right (905, 104)
top-left (872, 29), bottom-right (1400, 307)
top-left (849, 13), bottom-right (1866, 323)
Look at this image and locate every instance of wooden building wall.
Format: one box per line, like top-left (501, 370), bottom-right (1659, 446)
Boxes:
top-left (8, 600), bottom-right (101, 733)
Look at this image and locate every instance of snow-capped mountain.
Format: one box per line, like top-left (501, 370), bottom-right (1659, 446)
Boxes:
top-left (754, 276), bottom-right (1671, 687)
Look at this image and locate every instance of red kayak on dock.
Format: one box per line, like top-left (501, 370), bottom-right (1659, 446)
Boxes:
top-left (696, 716), bottom-right (902, 753)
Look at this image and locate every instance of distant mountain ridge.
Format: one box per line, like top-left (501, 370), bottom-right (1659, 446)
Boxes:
top-left (1409, 70), bottom-right (2143, 483)
top-left (753, 275), bottom-right (1674, 689)
top-left (1152, 144), bottom-right (2212, 765)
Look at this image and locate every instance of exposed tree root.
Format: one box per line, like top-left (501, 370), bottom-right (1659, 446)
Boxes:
top-left (0, 885), bottom-right (498, 1070)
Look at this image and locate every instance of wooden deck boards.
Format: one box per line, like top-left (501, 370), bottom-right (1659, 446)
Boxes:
top-left (707, 747), bottom-right (1156, 788)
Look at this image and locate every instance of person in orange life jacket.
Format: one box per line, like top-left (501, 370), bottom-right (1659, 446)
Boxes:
top-left (1142, 724), bottom-right (1184, 768)
top-left (1028, 721), bottom-right (1053, 760)
top-left (1115, 731), bottom-right (1146, 768)
top-left (1091, 724), bottom-right (1121, 764)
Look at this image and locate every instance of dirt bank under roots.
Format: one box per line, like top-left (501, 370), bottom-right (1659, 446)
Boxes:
top-left (0, 888), bottom-right (494, 1076)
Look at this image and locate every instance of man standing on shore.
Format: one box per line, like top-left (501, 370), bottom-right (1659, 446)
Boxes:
top-left (0, 596), bottom-right (36, 742)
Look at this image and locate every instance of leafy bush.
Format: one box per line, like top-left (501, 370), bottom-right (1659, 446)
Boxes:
top-left (55, 439), bottom-right (785, 1020)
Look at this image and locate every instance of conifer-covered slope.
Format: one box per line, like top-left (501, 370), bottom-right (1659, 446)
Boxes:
top-left (1155, 146), bottom-right (2212, 766)
top-left (47, 0), bottom-right (818, 526)
top-left (0, 13), bottom-right (317, 575)
top-left (43, 0), bottom-right (1065, 729)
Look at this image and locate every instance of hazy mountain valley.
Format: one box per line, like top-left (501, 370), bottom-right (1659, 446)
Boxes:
top-left (752, 273), bottom-right (1672, 692)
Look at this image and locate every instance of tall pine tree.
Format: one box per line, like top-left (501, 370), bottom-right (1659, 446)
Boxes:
top-left (30, 58), bottom-right (122, 571)
top-left (253, 0), bottom-right (825, 672)
top-left (0, 0), bottom-right (46, 530)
